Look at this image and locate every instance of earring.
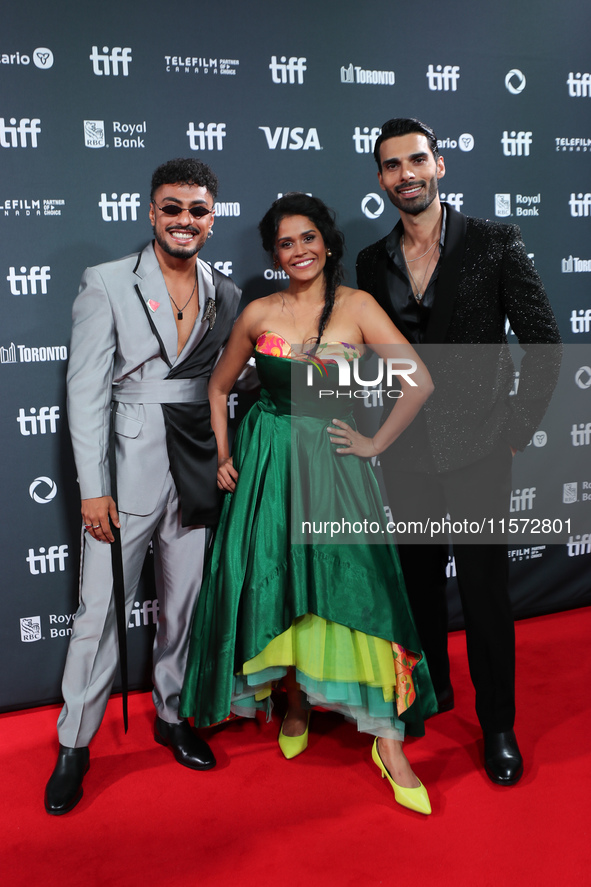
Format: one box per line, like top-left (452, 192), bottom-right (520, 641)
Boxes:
top-left (326, 249), bottom-right (332, 257)
top-left (207, 228), bottom-right (214, 239)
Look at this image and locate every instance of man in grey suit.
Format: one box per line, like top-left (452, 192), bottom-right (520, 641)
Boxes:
top-left (45, 158), bottom-right (241, 815)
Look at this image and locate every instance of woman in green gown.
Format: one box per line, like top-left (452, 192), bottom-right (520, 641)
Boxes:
top-left (180, 194), bottom-right (437, 814)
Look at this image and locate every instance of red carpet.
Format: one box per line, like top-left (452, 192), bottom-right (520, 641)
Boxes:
top-left (3, 607), bottom-right (591, 887)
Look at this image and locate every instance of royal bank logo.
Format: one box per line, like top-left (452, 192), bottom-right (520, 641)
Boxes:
top-left (29, 476), bottom-right (58, 504)
top-left (186, 122), bottom-right (226, 151)
top-left (569, 193), bottom-right (591, 217)
top-left (1, 48), bottom-right (54, 69)
top-left (505, 69), bottom-right (526, 94)
top-left (20, 616), bottom-right (42, 642)
top-left (6, 265), bottom-right (51, 295)
top-left (426, 64), bottom-right (460, 91)
top-left (17, 406), bottom-right (60, 435)
top-left (562, 256), bottom-right (591, 273)
top-left (164, 55), bottom-right (239, 75)
top-left (352, 126), bottom-right (381, 154)
top-left (555, 137), bottom-right (591, 152)
top-left (269, 56), bottom-right (306, 84)
top-left (501, 131), bottom-right (532, 157)
top-left (563, 482), bottom-right (578, 504)
top-left (567, 72), bottom-right (591, 97)
top-left (495, 194), bottom-right (511, 217)
top-left (84, 120), bottom-right (105, 148)
top-left (0, 117), bottom-right (41, 148)
top-left (361, 193), bottom-right (384, 219)
top-left (259, 126), bottom-right (321, 151)
top-left (85, 120), bottom-right (146, 149)
top-left (341, 63), bottom-right (395, 85)
top-left (570, 310), bottom-right (591, 333)
top-left (90, 46), bottom-right (132, 76)
top-left (510, 488), bottom-right (536, 512)
top-left (26, 544), bottom-right (69, 574)
top-left (437, 134), bottom-right (474, 152)
top-left (98, 192), bottom-right (140, 222)
top-left (495, 193), bottom-right (540, 217)
top-left (439, 192), bottom-right (464, 211)
top-left (575, 366), bottom-right (591, 389)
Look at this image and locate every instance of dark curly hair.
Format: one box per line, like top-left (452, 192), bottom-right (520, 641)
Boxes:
top-left (258, 193), bottom-right (345, 345)
top-left (150, 158), bottom-right (219, 201)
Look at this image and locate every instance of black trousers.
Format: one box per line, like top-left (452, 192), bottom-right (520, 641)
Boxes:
top-left (382, 445), bottom-right (515, 733)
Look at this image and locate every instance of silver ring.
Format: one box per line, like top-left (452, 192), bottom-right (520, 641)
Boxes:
top-left (92, 524), bottom-right (100, 528)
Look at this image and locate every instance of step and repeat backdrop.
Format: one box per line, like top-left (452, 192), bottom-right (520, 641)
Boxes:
top-left (2, 0), bottom-right (590, 710)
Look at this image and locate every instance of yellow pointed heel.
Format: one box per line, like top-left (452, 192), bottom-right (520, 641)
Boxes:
top-left (371, 737), bottom-right (431, 815)
top-left (278, 712), bottom-right (310, 759)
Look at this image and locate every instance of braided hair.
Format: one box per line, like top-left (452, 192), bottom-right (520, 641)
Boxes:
top-left (258, 193), bottom-right (345, 346)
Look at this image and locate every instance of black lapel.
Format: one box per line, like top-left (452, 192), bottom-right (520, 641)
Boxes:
top-left (134, 284), bottom-right (173, 369)
top-left (424, 205), bottom-right (467, 344)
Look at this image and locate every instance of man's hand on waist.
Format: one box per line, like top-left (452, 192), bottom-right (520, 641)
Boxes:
top-left (82, 496), bottom-right (120, 543)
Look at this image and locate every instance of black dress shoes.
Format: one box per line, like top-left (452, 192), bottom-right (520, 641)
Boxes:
top-left (44, 744), bottom-right (90, 815)
top-left (436, 684), bottom-right (455, 714)
top-left (154, 717), bottom-right (216, 770)
top-left (484, 729), bottom-right (524, 785)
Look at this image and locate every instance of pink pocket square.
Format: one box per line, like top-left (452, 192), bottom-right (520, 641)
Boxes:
top-left (147, 300), bottom-right (160, 312)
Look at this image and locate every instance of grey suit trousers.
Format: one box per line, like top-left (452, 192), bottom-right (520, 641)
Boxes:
top-left (57, 472), bottom-right (207, 748)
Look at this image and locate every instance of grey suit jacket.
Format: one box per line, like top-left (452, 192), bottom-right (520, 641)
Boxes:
top-left (67, 242), bottom-right (239, 517)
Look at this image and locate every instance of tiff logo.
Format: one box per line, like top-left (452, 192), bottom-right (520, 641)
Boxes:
top-left (7, 265), bottom-right (50, 295)
top-left (571, 423), bottom-right (591, 446)
top-left (352, 126), bottom-right (381, 154)
top-left (269, 56), bottom-right (306, 84)
top-left (566, 534), bottom-right (591, 556)
top-left (567, 72), bottom-right (591, 97)
top-left (26, 545), bottom-right (68, 574)
top-left (570, 309), bottom-right (591, 333)
top-left (98, 192), bottom-right (140, 221)
top-left (426, 64), bottom-right (460, 91)
top-left (510, 488), bottom-right (536, 512)
top-left (129, 599), bottom-right (159, 628)
top-left (501, 131), bottom-right (532, 156)
top-left (17, 406), bottom-right (60, 435)
top-left (570, 193), bottom-right (591, 217)
top-left (0, 117), bottom-right (41, 148)
top-left (186, 122), bottom-right (226, 151)
top-left (439, 192), bottom-right (464, 211)
top-left (90, 46), bottom-right (132, 76)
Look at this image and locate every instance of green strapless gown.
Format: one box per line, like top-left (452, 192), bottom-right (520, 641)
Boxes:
top-left (180, 349), bottom-right (436, 738)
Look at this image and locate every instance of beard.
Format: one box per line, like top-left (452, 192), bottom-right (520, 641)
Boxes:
top-left (389, 175), bottom-right (439, 216)
top-left (154, 225), bottom-right (208, 259)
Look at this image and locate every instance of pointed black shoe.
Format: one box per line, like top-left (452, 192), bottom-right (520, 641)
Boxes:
top-left (154, 717), bottom-right (216, 770)
top-left (436, 684), bottom-right (455, 714)
top-left (44, 744), bottom-right (90, 815)
top-left (484, 730), bottom-right (524, 785)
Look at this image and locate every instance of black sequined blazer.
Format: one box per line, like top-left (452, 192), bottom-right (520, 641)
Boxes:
top-left (356, 204), bottom-right (562, 472)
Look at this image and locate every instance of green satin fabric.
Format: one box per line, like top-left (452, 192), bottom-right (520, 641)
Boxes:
top-left (180, 352), bottom-right (436, 735)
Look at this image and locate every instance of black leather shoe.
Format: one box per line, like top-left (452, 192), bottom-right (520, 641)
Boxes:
top-left (484, 730), bottom-right (523, 785)
top-left (44, 745), bottom-right (90, 815)
top-left (436, 684), bottom-right (455, 714)
top-left (154, 717), bottom-right (216, 770)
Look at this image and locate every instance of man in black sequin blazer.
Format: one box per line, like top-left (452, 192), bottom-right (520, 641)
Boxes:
top-left (356, 117), bottom-right (561, 786)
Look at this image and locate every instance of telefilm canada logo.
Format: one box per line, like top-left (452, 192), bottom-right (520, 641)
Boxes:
top-left (2, 198), bottom-right (65, 217)
top-left (303, 353), bottom-right (418, 401)
top-left (555, 137), bottom-right (591, 152)
top-left (164, 55), bottom-right (239, 75)
top-left (341, 63), bottom-right (395, 85)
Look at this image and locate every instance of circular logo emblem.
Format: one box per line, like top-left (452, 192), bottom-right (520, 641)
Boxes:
top-left (458, 133), bottom-right (475, 152)
top-left (33, 48), bottom-right (54, 69)
top-left (505, 69), bottom-right (526, 94)
top-left (532, 431), bottom-right (547, 447)
top-left (361, 193), bottom-right (384, 219)
top-left (29, 476), bottom-right (58, 503)
top-left (575, 366), bottom-right (591, 389)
